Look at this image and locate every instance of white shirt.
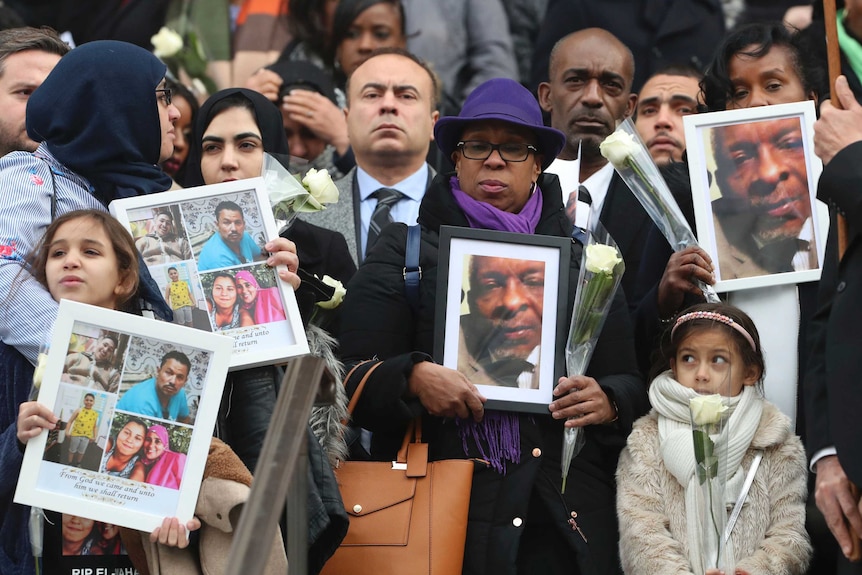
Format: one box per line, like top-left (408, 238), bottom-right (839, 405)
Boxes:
top-left (545, 158), bottom-right (614, 231)
top-left (356, 164), bottom-right (429, 256)
top-left (792, 217), bottom-right (816, 272)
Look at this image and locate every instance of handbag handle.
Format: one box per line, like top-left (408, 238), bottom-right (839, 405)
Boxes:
top-left (341, 359), bottom-right (424, 467)
top-left (342, 360), bottom-right (383, 422)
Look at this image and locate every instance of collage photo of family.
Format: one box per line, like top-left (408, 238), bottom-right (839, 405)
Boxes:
top-left (40, 324), bottom-right (210, 496)
top-left (127, 190), bottom-right (287, 334)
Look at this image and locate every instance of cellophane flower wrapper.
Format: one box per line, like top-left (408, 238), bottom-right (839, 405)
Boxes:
top-left (601, 119), bottom-right (719, 303)
top-left (262, 154), bottom-right (312, 232)
top-left (689, 387), bottom-right (735, 575)
top-left (263, 155), bottom-right (340, 234)
top-left (28, 337), bottom-right (51, 559)
top-left (561, 222), bottom-right (624, 492)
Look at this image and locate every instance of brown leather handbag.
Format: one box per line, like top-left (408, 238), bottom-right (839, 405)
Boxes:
top-left (320, 361), bottom-right (474, 575)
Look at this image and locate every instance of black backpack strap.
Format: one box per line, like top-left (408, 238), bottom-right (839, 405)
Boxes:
top-left (403, 224), bottom-right (421, 315)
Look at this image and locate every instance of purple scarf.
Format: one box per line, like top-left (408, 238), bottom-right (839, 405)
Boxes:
top-left (450, 175), bottom-right (545, 472)
top-left (450, 176), bottom-right (543, 234)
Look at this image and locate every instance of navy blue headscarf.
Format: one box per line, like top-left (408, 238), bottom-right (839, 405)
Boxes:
top-left (27, 40), bottom-right (173, 207)
top-left (184, 87), bottom-right (289, 187)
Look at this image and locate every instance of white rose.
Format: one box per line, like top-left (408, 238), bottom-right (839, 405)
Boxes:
top-left (689, 394), bottom-right (728, 426)
top-left (317, 274), bottom-right (346, 309)
top-left (585, 243), bottom-right (622, 274)
top-left (599, 130), bottom-right (637, 169)
top-left (302, 168), bottom-right (339, 205)
top-left (151, 27), bottom-right (183, 58)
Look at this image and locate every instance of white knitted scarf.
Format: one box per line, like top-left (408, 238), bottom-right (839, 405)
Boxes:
top-left (648, 371), bottom-right (762, 575)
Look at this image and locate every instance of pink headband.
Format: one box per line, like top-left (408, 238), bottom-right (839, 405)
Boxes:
top-left (671, 311), bottom-right (756, 351)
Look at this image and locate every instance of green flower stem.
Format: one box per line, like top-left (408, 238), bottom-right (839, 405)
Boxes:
top-left (707, 476), bottom-right (721, 568)
top-left (571, 271), bottom-right (616, 344)
top-left (694, 423), bottom-right (723, 570)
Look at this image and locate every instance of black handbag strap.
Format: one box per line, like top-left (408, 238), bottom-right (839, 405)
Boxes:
top-left (403, 224), bottom-right (421, 315)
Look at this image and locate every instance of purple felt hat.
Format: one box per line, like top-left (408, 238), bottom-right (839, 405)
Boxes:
top-left (434, 78), bottom-right (565, 170)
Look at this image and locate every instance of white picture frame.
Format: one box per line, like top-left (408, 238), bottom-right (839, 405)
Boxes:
top-left (15, 300), bottom-right (234, 533)
top-left (684, 101), bottom-right (825, 292)
top-left (109, 177), bottom-right (309, 368)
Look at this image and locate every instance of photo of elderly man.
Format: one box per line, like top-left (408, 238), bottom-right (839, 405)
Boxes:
top-left (457, 255), bottom-right (545, 389)
top-left (709, 117), bottom-right (818, 280)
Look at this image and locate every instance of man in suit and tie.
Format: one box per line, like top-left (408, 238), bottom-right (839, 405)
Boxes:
top-left (537, 28), bottom-right (652, 300)
top-left (302, 48), bottom-right (439, 264)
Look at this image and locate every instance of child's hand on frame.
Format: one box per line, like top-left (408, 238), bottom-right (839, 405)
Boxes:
top-left (149, 516), bottom-right (202, 549)
top-left (17, 401), bottom-right (58, 443)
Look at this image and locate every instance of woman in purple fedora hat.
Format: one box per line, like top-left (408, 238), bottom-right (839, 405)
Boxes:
top-left (337, 77), bottom-right (646, 575)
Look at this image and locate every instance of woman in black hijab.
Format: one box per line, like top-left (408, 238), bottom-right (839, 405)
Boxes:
top-left (183, 87), bottom-right (355, 469)
top-left (184, 88), bottom-right (291, 188)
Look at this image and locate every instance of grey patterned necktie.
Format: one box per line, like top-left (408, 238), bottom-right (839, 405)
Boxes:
top-left (366, 187), bottom-right (404, 257)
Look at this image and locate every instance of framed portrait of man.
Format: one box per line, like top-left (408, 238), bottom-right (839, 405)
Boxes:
top-left (15, 300), bottom-right (233, 533)
top-left (110, 177), bottom-right (309, 368)
top-left (684, 100), bottom-right (826, 291)
top-left (435, 227), bottom-right (570, 413)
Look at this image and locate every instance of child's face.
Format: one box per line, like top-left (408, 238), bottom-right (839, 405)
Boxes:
top-left (168, 268), bottom-right (179, 281)
top-left (83, 395), bottom-right (95, 408)
top-left (670, 329), bottom-right (759, 396)
top-left (45, 218), bottom-right (127, 309)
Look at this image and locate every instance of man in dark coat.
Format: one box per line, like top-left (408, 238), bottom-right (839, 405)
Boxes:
top-left (538, 28), bottom-right (653, 305)
top-left (805, 74), bottom-right (862, 575)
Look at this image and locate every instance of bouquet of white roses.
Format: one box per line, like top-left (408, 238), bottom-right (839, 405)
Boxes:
top-left (561, 222), bottom-right (624, 492)
top-left (262, 154), bottom-right (339, 232)
top-left (600, 119), bottom-right (719, 304)
top-left (690, 394), bottom-right (735, 575)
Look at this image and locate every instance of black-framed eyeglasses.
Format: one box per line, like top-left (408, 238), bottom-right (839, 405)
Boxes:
top-left (155, 88), bottom-right (173, 106)
top-left (457, 140), bottom-right (539, 162)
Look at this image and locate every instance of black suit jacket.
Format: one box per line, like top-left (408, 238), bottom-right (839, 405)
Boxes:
top-left (803, 141), bottom-right (862, 486)
top-left (282, 219), bottom-right (356, 336)
top-left (598, 172), bottom-right (653, 310)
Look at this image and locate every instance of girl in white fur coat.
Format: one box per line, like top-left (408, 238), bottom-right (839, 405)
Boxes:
top-left (617, 303), bottom-right (810, 575)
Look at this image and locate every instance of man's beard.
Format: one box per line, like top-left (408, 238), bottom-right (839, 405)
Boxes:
top-left (0, 132), bottom-right (37, 158)
top-left (569, 133), bottom-right (604, 162)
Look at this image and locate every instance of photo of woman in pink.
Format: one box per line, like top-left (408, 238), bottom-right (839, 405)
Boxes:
top-left (235, 269), bottom-right (285, 325)
top-left (140, 424), bottom-right (186, 490)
